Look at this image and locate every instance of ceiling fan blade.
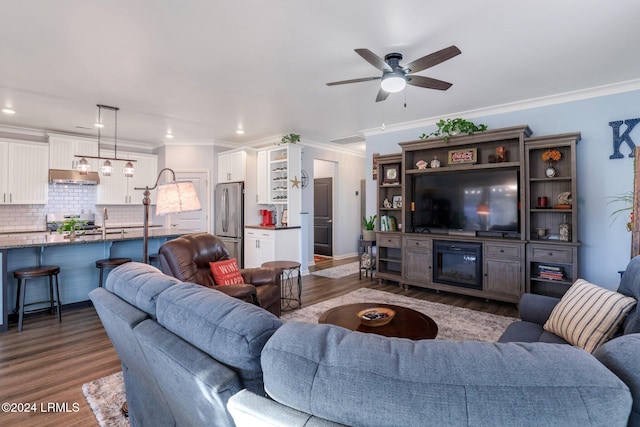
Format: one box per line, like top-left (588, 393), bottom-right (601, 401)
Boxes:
top-left (406, 75), bottom-right (453, 91)
top-left (375, 88), bottom-right (390, 102)
top-left (355, 48), bottom-right (392, 72)
top-left (403, 45), bottom-right (461, 73)
top-left (326, 76), bottom-right (381, 86)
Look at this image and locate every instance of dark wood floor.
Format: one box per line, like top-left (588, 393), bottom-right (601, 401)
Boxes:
top-left (0, 257), bottom-right (518, 426)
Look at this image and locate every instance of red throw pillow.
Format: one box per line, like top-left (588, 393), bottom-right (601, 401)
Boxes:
top-left (209, 259), bottom-right (245, 286)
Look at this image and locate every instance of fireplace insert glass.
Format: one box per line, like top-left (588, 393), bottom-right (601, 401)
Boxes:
top-left (433, 240), bottom-right (483, 290)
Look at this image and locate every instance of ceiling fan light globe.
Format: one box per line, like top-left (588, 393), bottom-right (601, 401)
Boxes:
top-left (381, 74), bottom-right (406, 93)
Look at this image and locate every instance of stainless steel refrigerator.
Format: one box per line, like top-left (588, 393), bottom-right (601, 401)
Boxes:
top-left (215, 182), bottom-right (244, 267)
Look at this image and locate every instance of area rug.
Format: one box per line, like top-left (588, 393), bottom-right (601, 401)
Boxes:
top-left (311, 261), bottom-right (361, 279)
top-left (82, 371), bottom-right (129, 427)
top-left (282, 288), bottom-right (516, 342)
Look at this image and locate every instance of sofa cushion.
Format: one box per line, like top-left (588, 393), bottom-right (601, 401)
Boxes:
top-left (262, 322), bottom-right (632, 427)
top-left (155, 283), bottom-right (282, 394)
top-left (618, 255), bottom-right (640, 334)
top-left (105, 261), bottom-right (181, 318)
top-left (543, 279), bottom-right (637, 353)
top-left (594, 333), bottom-right (640, 426)
top-left (210, 258), bottom-right (245, 286)
top-left (498, 320), bottom-right (569, 344)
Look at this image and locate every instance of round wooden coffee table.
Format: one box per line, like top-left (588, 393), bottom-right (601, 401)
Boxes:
top-left (318, 303), bottom-right (438, 340)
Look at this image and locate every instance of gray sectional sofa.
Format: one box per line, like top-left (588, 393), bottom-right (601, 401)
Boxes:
top-left (91, 262), bottom-right (639, 427)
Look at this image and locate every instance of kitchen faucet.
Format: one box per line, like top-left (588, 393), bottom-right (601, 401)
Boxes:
top-left (102, 208), bottom-right (108, 239)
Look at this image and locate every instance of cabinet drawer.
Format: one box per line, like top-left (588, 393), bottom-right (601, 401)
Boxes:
top-left (485, 243), bottom-right (521, 259)
top-left (403, 238), bottom-right (431, 252)
top-left (245, 228), bottom-right (275, 239)
top-left (530, 246), bottom-right (573, 263)
top-left (377, 233), bottom-right (401, 248)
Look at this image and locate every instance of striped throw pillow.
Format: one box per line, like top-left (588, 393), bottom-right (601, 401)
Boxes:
top-left (544, 279), bottom-right (637, 353)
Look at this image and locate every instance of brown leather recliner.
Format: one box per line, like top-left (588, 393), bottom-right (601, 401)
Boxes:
top-left (158, 232), bottom-right (282, 317)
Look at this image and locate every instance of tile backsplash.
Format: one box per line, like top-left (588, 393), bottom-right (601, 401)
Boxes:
top-left (0, 184), bottom-right (156, 232)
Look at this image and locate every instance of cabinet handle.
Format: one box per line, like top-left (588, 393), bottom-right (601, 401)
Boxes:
top-left (548, 252), bottom-right (553, 256)
top-left (500, 249), bottom-right (504, 253)
top-left (3, 193), bottom-right (5, 203)
top-left (9, 193), bottom-right (12, 203)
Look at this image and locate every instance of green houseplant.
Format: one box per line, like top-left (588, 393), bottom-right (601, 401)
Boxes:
top-left (419, 118), bottom-right (488, 143)
top-left (362, 215), bottom-right (377, 240)
top-left (56, 216), bottom-right (87, 239)
top-left (280, 133), bottom-right (300, 144)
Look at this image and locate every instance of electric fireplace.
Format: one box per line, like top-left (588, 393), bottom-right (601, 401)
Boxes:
top-left (433, 240), bottom-right (483, 290)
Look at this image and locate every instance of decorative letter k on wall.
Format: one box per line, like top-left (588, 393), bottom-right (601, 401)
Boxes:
top-left (609, 118), bottom-right (640, 159)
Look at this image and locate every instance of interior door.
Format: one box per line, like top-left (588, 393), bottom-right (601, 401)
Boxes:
top-left (314, 177), bottom-right (333, 256)
top-left (168, 171), bottom-right (209, 232)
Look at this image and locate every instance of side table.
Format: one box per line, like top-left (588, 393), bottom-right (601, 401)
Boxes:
top-left (358, 239), bottom-right (376, 280)
top-left (261, 261), bottom-right (302, 311)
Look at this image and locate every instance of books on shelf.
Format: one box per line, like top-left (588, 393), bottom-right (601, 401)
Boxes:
top-left (537, 264), bottom-right (564, 281)
top-left (379, 215), bottom-right (397, 231)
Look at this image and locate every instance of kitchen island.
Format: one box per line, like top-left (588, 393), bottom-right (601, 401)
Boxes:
top-left (0, 228), bottom-right (199, 332)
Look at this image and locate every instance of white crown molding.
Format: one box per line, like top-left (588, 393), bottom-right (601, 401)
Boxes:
top-left (299, 139), bottom-right (365, 158)
top-left (361, 79), bottom-right (640, 137)
top-left (162, 139), bottom-right (217, 147)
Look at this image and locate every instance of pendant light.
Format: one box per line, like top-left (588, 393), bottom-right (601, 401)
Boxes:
top-left (77, 157), bottom-right (91, 175)
top-left (76, 104), bottom-right (136, 177)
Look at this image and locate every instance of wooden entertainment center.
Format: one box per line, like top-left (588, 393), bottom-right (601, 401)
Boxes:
top-left (375, 125), bottom-right (581, 303)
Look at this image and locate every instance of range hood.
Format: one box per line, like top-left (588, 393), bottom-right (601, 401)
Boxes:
top-left (49, 169), bottom-right (100, 185)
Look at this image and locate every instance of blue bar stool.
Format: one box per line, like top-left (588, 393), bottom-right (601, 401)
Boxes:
top-left (13, 265), bottom-right (62, 331)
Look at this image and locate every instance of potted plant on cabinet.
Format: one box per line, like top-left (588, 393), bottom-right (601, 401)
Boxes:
top-left (362, 215), bottom-right (377, 240)
top-left (279, 133), bottom-right (300, 144)
top-left (419, 118), bottom-right (488, 142)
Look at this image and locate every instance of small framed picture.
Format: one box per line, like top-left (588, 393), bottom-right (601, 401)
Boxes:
top-left (382, 163), bottom-right (400, 185)
top-left (448, 148), bottom-right (477, 165)
top-left (392, 195), bottom-right (402, 209)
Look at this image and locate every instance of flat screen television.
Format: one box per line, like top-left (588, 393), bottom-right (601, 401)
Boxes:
top-left (412, 168), bottom-right (520, 233)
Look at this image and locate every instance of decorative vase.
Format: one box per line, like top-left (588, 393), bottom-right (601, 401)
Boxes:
top-left (545, 164), bottom-right (556, 178)
top-left (559, 215), bottom-right (571, 241)
top-left (69, 228), bottom-right (76, 241)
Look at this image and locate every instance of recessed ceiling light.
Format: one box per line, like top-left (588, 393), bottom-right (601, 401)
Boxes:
top-left (2, 108), bottom-right (16, 115)
top-left (165, 131), bottom-right (174, 139)
top-left (94, 121), bottom-right (104, 128)
top-left (236, 129), bottom-right (245, 135)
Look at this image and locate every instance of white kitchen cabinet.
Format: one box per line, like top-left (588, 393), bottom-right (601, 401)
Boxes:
top-left (0, 139), bottom-right (48, 204)
top-left (217, 150), bottom-right (247, 183)
top-left (48, 135), bottom-right (99, 171)
top-left (256, 150), bottom-right (268, 204)
top-left (216, 148), bottom-right (260, 227)
top-left (96, 151), bottom-right (157, 205)
top-left (244, 228), bottom-right (300, 268)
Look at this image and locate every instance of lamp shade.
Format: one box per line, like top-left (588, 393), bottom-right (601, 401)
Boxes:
top-left (155, 180), bottom-right (202, 215)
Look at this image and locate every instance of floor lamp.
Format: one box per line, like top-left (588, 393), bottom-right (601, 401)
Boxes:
top-left (135, 168), bottom-right (202, 263)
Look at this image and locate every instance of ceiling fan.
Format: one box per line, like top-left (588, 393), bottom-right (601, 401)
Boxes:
top-left (326, 45), bottom-right (461, 102)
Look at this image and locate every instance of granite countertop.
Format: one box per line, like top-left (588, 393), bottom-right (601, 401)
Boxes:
top-left (0, 228), bottom-right (201, 250)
